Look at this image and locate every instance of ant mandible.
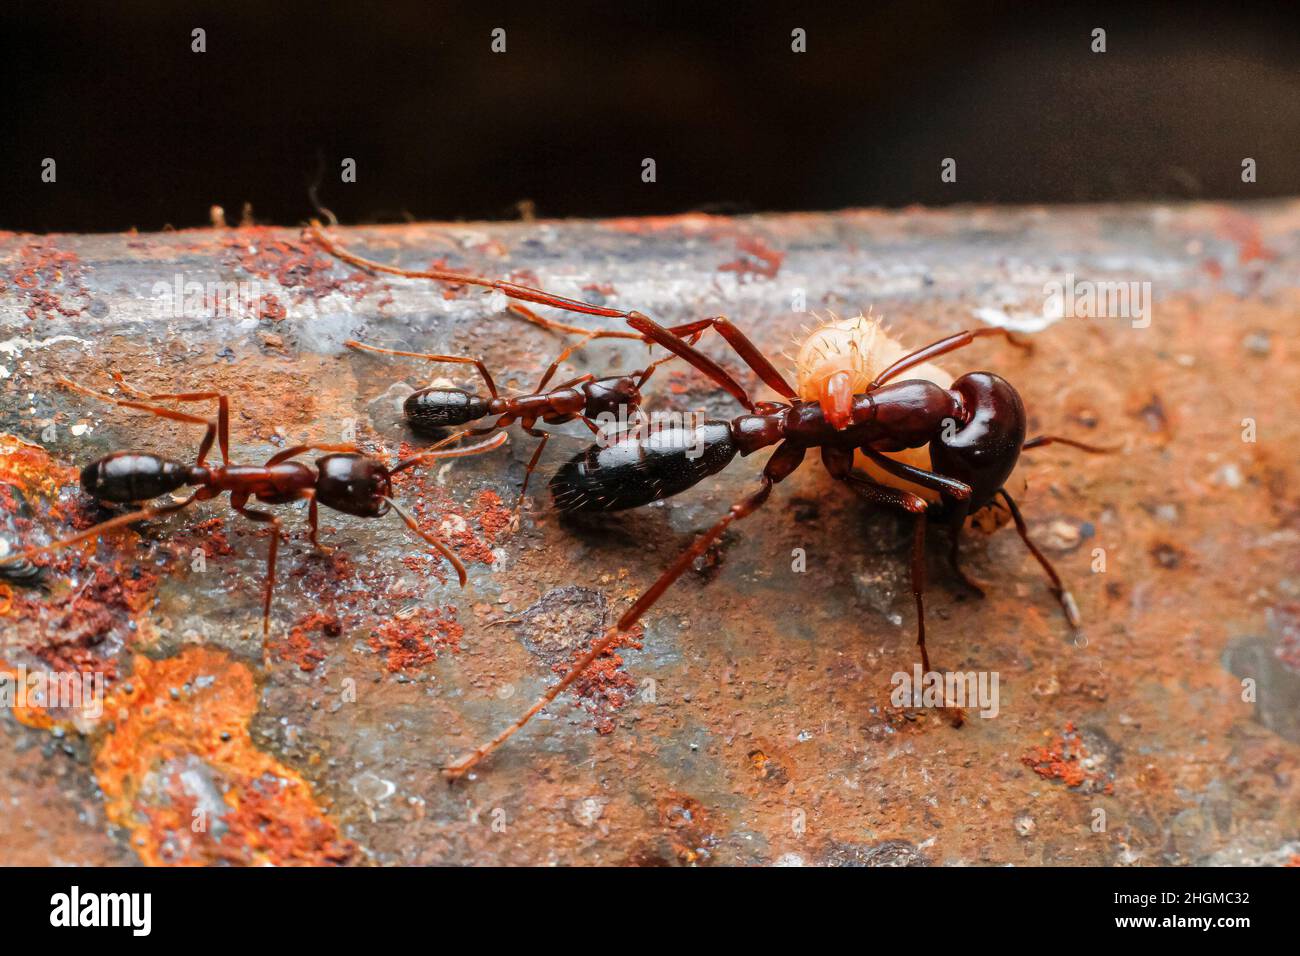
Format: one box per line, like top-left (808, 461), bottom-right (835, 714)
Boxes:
top-left (443, 312), bottom-right (1113, 776)
top-left (0, 373), bottom-right (507, 635)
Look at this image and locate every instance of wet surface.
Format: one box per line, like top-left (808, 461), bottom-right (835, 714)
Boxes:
top-left (1, 202), bottom-right (1298, 865)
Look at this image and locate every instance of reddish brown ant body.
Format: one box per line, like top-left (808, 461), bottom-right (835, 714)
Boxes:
top-left (0, 374), bottom-right (506, 635)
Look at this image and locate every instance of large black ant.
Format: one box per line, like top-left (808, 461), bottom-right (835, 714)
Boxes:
top-left (444, 314), bottom-right (1113, 776)
top-left (306, 222), bottom-right (1112, 777)
top-left (0, 374), bottom-right (506, 635)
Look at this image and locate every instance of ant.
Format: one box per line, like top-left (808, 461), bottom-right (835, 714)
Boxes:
top-left (0, 373), bottom-right (507, 636)
top-left (443, 312), bottom-right (1113, 776)
top-left (305, 222), bottom-right (1111, 775)
top-left (344, 305), bottom-right (701, 509)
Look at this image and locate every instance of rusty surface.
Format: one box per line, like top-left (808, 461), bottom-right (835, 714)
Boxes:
top-left (1, 202), bottom-right (1298, 866)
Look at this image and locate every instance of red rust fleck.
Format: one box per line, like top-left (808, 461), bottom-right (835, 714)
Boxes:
top-left (1021, 722), bottom-right (1115, 794)
top-left (368, 606), bottom-right (464, 672)
top-left (718, 235), bottom-right (785, 281)
top-left (557, 623), bottom-right (644, 734)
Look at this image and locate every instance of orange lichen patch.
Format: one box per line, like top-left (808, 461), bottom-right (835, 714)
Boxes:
top-left (0, 659), bottom-right (58, 732)
top-left (94, 647), bottom-right (357, 866)
top-left (0, 433), bottom-right (79, 503)
top-left (556, 624), bottom-right (644, 734)
top-left (268, 612), bottom-right (340, 672)
top-left (1021, 722), bottom-right (1115, 794)
top-left (367, 606), bottom-right (464, 673)
top-left (718, 235), bottom-right (784, 281)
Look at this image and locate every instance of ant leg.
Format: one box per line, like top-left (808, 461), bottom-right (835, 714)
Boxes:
top-left (845, 476), bottom-right (933, 672)
top-left (855, 448), bottom-right (985, 597)
top-left (310, 222), bottom-right (629, 319)
top-left (107, 373), bottom-right (232, 465)
top-left (869, 327), bottom-right (1033, 390)
top-left (999, 490), bottom-right (1081, 629)
top-left (943, 499), bottom-right (986, 597)
top-left (59, 377), bottom-right (220, 467)
top-left (265, 443), bottom-right (360, 466)
top-left (625, 313), bottom-right (756, 411)
top-left (381, 496), bottom-right (467, 586)
top-left (822, 447), bottom-right (935, 671)
top-left (1023, 435), bottom-right (1119, 453)
top-left (303, 492), bottom-right (334, 555)
top-left (345, 340), bottom-right (498, 398)
top-left (444, 440), bottom-right (806, 777)
top-left (518, 426), bottom-right (550, 510)
top-left (232, 493), bottom-right (282, 637)
top-left (0, 494), bottom-right (200, 568)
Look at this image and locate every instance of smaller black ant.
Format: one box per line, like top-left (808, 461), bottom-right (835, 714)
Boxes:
top-left (345, 303), bottom-right (712, 509)
top-left (0, 374), bottom-right (506, 635)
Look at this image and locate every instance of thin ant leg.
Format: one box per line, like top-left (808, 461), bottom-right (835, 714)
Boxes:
top-left (822, 447), bottom-right (935, 671)
top-left (345, 340), bottom-right (498, 397)
top-left (625, 314), bottom-right (756, 411)
top-left (0, 494), bottom-right (200, 568)
top-left (264, 443), bottom-right (360, 466)
top-left (856, 447), bottom-right (986, 598)
top-left (869, 327), bottom-right (1033, 390)
top-left (232, 493), bottom-right (282, 637)
top-left (304, 492), bottom-right (331, 554)
top-left (59, 377), bottom-right (220, 467)
top-left (444, 440), bottom-right (807, 778)
top-left (507, 303), bottom-right (716, 342)
top-left (106, 372), bottom-right (232, 465)
top-left (517, 426), bottom-right (550, 511)
top-left (999, 490), bottom-right (1081, 629)
top-left (1023, 435), bottom-right (1120, 453)
top-left (381, 496), bottom-right (467, 587)
top-left (310, 222), bottom-right (630, 319)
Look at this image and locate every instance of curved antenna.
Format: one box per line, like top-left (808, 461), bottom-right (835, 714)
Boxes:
top-left (389, 430), bottom-right (508, 476)
top-left (381, 496), bottom-right (467, 587)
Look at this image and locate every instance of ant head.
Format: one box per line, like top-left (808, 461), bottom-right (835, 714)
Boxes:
top-left (314, 453), bottom-right (393, 518)
top-left (582, 376), bottom-right (642, 420)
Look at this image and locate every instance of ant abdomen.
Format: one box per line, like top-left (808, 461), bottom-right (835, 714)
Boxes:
top-left (80, 452), bottom-right (197, 503)
top-left (404, 388), bottom-right (490, 434)
top-left (551, 421), bottom-right (738, 512)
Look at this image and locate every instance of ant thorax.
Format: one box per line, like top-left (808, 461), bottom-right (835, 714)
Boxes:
top-left (793, 314), bottom-right (953, 501)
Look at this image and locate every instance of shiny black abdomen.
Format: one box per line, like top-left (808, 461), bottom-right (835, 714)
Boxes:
top-left (404, 388), bottom-right (490, 435)
top-left (928, 372), bottom-right (1026, 509)
top-left (80, 452), bottom-right (193, 503)
top-left (551, 421), bottom-right (738, 512)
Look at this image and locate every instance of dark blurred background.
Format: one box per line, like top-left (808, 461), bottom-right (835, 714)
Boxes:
top-left (2, 0), bottom-right (1297, 233)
